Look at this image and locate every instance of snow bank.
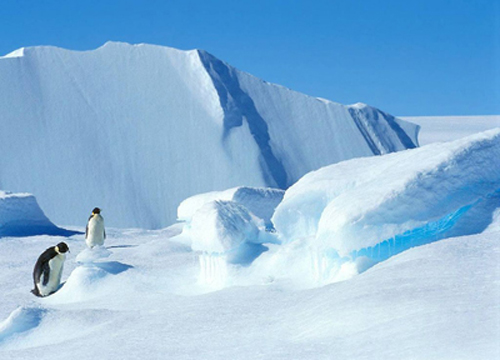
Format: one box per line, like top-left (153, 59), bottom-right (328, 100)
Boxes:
top-left (178, 186), bottom-right (284, 229)
top-left (48, 247), bottom-right (132, 303)
top-left (0, 191), bottom-right (76, 237)
top-left (0, 42), bottom-right (418, 229)
top-left (0, 306), bottom-right (46, 343)
top-left (272, 129), bottom-right (500, 279)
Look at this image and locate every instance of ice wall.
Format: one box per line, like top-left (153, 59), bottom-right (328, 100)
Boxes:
top-left (0, 42), bottom-right (418, 228)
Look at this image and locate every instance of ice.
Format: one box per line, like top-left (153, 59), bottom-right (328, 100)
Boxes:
top-left (178, 186), bottom-right (284, 229)
top-left (272, 129), bottom-right (500, 283)
top-left (180, 199), bottom-right (273, 288)
top-left (0, 42), bottom-right (418, 229)
top-left (0, 191), bottom-right (77, 237)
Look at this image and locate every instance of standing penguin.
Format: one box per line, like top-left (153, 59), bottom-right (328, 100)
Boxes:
top-left (32, 242), bottom-right (69, 297)
top-left (86, 207), bottom-right (106, 248)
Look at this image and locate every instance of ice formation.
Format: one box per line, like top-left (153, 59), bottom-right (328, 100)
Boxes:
top-left (182, 200), bottom-right (271, 287)
top-left (0, 191), bottom-right (76, 237)
top-left (0, 42), bottom-right (418, 229)
top-left (271, 129), bottom-right (500, 282)
top-left (178, 186), bottom-right (284, 229)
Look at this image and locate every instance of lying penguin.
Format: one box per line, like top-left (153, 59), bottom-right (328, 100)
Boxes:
top-left (32, 242), bottom-right (69, 297)
top-left (86, 207), bottom-right (106, 248)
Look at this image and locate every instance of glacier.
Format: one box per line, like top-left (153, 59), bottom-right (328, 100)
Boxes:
top-left (0, 42), bottom-right (418, 229)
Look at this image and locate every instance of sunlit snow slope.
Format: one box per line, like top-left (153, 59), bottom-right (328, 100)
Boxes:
top-left (0, 42), bottom-right (418, 229)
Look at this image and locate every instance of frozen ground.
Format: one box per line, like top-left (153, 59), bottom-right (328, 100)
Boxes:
top-left (0, 118), bottom-right (499, 358)
top-left (0, 225), bottom-right (498, 360)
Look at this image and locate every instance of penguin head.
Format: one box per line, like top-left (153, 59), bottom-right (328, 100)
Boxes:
top-left (92, 207), bottom-right (101, 215)
top-left (55, 242), bottom-right (70, 254)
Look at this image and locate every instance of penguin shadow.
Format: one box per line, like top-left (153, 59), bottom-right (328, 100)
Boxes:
top-left (0, 306), bottom-right (47, 344)
top-left (91, 261), bottom-right (133, 275)
top-left (75, 246), bottom-right (134, 275)
top-left (106, 245), bottom-right (138, 250)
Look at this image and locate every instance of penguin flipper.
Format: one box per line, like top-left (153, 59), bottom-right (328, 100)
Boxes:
top-left (41, 262), bottom-right (50, 286)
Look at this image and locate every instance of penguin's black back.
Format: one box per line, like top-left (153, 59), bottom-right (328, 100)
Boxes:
top-left (32, 246), bottom-right (58, 296)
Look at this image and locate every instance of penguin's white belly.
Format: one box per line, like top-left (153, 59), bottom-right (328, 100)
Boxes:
top-left (38, 254), bottom-right (65, 296)
top-left (87, 215), bottom-right (105, 248)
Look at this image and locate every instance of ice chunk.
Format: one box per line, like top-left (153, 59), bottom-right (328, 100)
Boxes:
top-left (178, 186), bottom-right (284, 229)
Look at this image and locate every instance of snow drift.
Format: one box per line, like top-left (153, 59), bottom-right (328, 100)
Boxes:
top-left (0, 42), bottom-right (418, 229)
top-left (269, 129), bottom-right (500, 282)
top-left (0, 191), bottom-right (76, 237)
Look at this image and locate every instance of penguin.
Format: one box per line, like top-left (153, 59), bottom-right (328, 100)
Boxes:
top-left (86, 207), bottom-right (106, 248)
top-left (32, 242), bottom-right (69, 297)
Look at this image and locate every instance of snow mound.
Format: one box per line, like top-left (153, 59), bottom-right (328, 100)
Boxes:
top-left (38, 245), bottom-right (134, 303)
top-left (0, 42), bottom-right (418, 229)
top-left (0, 191), bottom-right (77, 237)
top-left (75, 246), bottom-right (111, 263)
top-left (0, 306), bottom-right (46, 343)
top-left (178, 186), bottom-right (284, 229)
top-left (271, 129), bottom-right (500, 281)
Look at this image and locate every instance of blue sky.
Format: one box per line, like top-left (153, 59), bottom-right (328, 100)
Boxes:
top-left (1, 0), bottom-right (498, 116)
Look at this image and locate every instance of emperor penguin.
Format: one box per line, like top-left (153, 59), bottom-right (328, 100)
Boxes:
top-left (32, 242), bottom-right (69, 297)
top-left (86, 207), bottom-right (106, 248)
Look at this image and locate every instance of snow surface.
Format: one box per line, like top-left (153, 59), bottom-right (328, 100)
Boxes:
top-left (0, 42), bottom-right (418, 229)
top-left (0, 191), bottom-right (76, 237)
top-left (0, 226), bottom-right (498, 359)
top-left (0, 122), bottom-right (499, 358)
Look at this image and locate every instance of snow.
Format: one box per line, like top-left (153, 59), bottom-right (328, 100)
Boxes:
top-left (271, 129), bottom-right (500, 282)
top-left (0, 42), bottom-right (498, 360)
top-left (0, 226), bottom-right (497, 359)
top-left (0, 42), bottom-right (418, 229)
top-left (178, 186), bottom-right (284, 229)
top-left (0, 191), bottom-right (76, 237)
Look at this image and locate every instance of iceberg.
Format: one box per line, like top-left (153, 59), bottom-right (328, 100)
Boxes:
top-left (0, 42), bottom-right (418, 229)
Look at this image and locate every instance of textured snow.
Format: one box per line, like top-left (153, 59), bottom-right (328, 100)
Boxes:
top-left (0, 191), bottom-right (76, 237)
top-left (0, 118), bottom-right (498, 358)
top-left (0, 42), bottom-right (418, 229)
top-left (0, 227), bottom-right (497, 359)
